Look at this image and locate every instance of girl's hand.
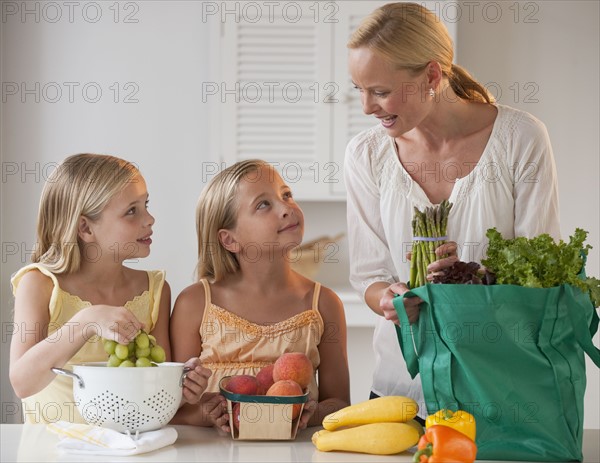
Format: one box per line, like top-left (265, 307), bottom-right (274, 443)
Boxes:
top-left (297, 398), bottom-right (317, 430)
top-left (202, 393), bottom-right (230, 434)
top-left (181, 358), bottom-right (212, 404)
top-left (427, 241), bottom-right (459, 279)
top-left (86, 305), bottom-right (144, 344)
top-left (379, 282), bottom-right (423, 324)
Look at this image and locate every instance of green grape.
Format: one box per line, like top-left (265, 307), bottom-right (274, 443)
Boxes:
top-left (103, 340), bottom-right (117, 355)
top-left (115, 343), bottom-right (129, 360)
top-left (150, 345), bottom-right (166, 364)
top-left (107, 354), bottom-right (122, 367)
top-left (135, 332), bottom-right (150, 349)
top-left (136, 357), bottom-right (152, 368)
top-left (102, 330), bottom-right (166, 367)
top-left (135, 346), bottom-right (151, 358)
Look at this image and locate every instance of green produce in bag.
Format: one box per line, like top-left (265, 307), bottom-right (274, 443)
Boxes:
top-left (394, 283), bottom-right (599, 461)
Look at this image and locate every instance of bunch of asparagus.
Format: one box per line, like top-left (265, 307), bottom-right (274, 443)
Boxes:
top-left (409, 200), bottom-right (453, 288)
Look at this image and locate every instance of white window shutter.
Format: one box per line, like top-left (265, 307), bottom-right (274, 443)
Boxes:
top-left (221, 4), bottom-right (333, 200)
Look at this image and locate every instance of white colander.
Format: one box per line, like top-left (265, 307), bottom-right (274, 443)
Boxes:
top-left (52, 362), bottom-right (185, 433)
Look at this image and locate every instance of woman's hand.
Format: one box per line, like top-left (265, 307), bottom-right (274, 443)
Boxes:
top-left (181, 358), bottom-right (212, 404)
top-left (427, 241), bottom-right (459, 279)
top-left (379, 282), bottom-right (423, 324)
top-left (384, 241), bottom-right (458, 323)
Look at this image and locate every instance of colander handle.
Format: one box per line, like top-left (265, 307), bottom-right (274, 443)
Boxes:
top-left (180, 367), bottom-right (192, 387)
top-left (51, 368), bottom-right (85, 388)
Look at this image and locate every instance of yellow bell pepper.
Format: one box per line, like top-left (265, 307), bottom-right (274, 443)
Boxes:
top-left (425, 409), bottom-right (476, 441)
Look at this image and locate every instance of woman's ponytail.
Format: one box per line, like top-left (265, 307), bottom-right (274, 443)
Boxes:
top-left (448, 63), bottom-right (495, 104)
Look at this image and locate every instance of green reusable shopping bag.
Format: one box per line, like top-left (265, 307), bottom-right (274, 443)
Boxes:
top-left (394, 283), bottom-right (600, 462)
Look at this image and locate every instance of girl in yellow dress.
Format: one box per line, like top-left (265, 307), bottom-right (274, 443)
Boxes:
top-left (10, 153), bottom-right (210, 424)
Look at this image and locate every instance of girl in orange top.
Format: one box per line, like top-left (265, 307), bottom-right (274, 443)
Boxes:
top-left (170, 160), bottom-right (350, 431)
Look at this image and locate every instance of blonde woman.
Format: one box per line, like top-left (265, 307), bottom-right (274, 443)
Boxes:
top-left (170, 160), bottom-right (350, 431)
top-left (345, 3), bottom-right (560, 420)
top-left (9, 153), bottom-right (210, 424)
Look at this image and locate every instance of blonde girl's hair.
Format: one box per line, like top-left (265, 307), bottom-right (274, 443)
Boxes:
top-left (348, 2), bottom-right (494, 104)
top-left (196, 159), bottom-right (271, 282)
top-left (32, 153), bottom-right (140, 274)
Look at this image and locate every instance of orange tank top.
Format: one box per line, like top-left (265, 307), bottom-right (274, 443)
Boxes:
top-left (198, 279), bottom-right (324, 399)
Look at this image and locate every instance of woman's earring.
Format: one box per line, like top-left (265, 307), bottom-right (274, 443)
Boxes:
top-left (429, 88), bottom-right (436, 98)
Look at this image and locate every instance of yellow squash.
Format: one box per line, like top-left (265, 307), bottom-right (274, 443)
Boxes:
top-left (405, 418), bottom-right (425, 437)
top-left (311, 429), bottom-right (330, 445)
top-left (322, 396), bottom-right (418, 431)
top-left (312, 422), bottom-right (420, 455)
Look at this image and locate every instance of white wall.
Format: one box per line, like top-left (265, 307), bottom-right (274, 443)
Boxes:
top-left (0, 1), bottom-right (214, 423)
top-left (1, 0), bottom-right (599, 428)
top-left (456, 0), bottom-right (599, 428)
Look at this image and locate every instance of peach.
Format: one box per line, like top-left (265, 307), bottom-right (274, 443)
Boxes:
top-left (256, 365), bottom-right (275, 395)
top-left (273, 352), bottom-right (313, 389)
top-left (226, 375), bottom-right (258, 395)
top-left (266, 379), bottom-right (303, 419)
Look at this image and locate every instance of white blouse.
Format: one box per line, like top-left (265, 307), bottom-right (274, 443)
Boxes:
top-left (344, 104), bottom-right (560, 411)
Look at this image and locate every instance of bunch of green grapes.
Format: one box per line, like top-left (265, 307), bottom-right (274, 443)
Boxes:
top-left (103, 331), bottom-right (166, 367)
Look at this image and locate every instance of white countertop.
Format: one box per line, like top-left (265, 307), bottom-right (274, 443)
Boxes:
top-left (2, 424), bottom-right (598, 463)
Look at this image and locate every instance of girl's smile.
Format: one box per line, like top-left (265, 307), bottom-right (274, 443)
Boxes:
top-left (137, 233), bottom-right (153, 246)
top-left (278, 222), bottom-right (301, 233)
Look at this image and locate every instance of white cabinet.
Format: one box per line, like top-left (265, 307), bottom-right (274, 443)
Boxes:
top-left (219, 8), bottom-right (333, 199)
top-left (208, 1), bottom-right (456, 200)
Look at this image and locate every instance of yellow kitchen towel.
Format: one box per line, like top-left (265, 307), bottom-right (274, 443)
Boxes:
top-left (47, 421), bottom-right (178, 456)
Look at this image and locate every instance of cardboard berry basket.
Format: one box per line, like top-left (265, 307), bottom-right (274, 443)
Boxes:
top-left (219, 376), bottom-right (309, 440)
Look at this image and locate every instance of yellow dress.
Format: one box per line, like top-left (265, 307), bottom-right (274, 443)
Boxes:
top-left (198, 279), bottom-right (324, 400)
top-left (10, 263), bottom-right (165, 424)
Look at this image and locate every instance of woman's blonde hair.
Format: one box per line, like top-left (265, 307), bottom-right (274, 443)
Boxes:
top-left (32, 153), bottom-right (140, 274)
top-left (348, 2), bottom-right (494, 103)
top-left (196, 159), bottom-right (271, 282)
